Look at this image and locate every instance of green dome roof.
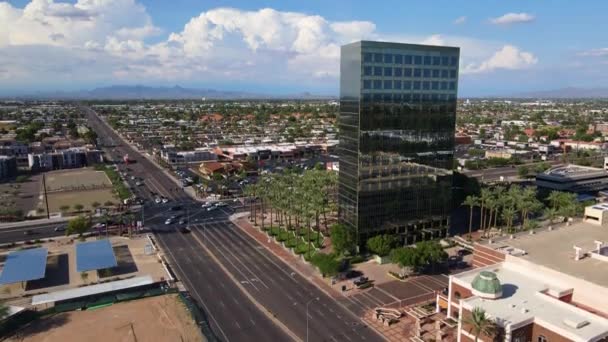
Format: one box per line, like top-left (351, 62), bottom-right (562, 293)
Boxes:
top-left (471, 271), bottom-right (502, 299)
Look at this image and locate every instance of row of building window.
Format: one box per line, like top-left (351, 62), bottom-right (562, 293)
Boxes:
top-left (363, 53), bottom-right (458, 67)
top-left (364, 66), bottom-right (457, 79)
top-left (362, 93), bottom-right (457, 102)
top-left (363, 79), bottom-right (457, 91)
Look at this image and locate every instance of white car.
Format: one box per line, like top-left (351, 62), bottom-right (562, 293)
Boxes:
top-left (201, 203), bottom-right (212, 209)
top-left (207, 206), bottom-right (217, 212)
top-left (155, 197), bottom-right (162, 204)
top-left (162, 198), bottom-right (169, 203)
top-left (215, 202), bottom-right (227, 207)
top-left (164, 218), bottom-right (174, 225)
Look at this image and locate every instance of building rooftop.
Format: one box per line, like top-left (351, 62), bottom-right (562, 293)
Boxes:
top-left (455, 263), bottom-right (608, 342)
top-left (481, 222), bottom-right (608, 290)
top-left (538, 164), bottom-right (608, 182)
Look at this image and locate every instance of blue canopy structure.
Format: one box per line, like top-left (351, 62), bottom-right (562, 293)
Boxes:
top-left (76, 239), bottom-right (117, 272)
top-left (0, 248), bottom-right (48, 285)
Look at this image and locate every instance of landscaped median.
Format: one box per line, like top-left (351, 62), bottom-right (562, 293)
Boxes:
top-left (95, 165), bottom-right (131, 200)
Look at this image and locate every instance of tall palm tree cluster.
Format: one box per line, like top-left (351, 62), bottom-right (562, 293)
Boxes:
top-left (244, 168), bottom-right (337, 257)
top-left (464, 185), bottom-right (545, 237)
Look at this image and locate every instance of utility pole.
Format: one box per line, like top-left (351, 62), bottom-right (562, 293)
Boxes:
top-left (42, 174), bottom-right (50, 219)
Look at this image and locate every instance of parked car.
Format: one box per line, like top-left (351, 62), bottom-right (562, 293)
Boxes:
top-left (215, 202), bottom-right (227, 207)
top-left (207, 206), bottom-right (217, 212)
top-left (178, 218), bottom-right (186, 225)
top-left (154, 197), bottom-right (162, 204)
top-left (457, 249), bottom-right (472, 257)
top-left (201, 203), bottom-right (213, 209)
top-left (162, 198), bottom-right (169, 204)
top-left (353, 276), bottom-right (369, 287)
top-left (165, 218), bottom-right (174, 225)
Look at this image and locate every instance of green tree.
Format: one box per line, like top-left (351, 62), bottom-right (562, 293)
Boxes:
top-left (465, 307), bottom-right (497, 342)
top-left (310, 253), bottom-right (340, 277)
top-left (330, 223), bottom-right (354, 256)
top-left (66, 216), bottom-right (91, 237)
top-left (517, 165), bottom-right (530, 178)
top-left (416, 240), bottom-right (448, 272)
top-left (366, 235), bottom-right (397, 257)
top-left (74, 204), bottom-right (84, 212)
top-left (390, 247), bottom-right (421, 273)
top-left (59, 205), bottom-right (70, 213)
top-left (0, 301), bottom-right (9, 320)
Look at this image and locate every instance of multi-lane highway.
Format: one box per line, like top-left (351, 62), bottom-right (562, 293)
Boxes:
top-left (83, 106), bottom-right (384, 341)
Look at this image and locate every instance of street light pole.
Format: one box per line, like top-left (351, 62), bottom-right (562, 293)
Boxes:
top-left (306, 297), bottom-right (319, 342)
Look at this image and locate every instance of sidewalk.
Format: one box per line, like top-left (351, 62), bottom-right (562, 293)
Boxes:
top-left (230, 213), bottom-right (343, 300)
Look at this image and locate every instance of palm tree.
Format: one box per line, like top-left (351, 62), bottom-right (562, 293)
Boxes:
top-left (501, 207), bottom-right (517, 233)
top-left (463, 195), bottom-right (479, 239)
top-left (465, 307), bottom-right (497, 342)
top-left (544, 207), bottom-right (558, 224)
top-left (479, 188), bottom-right (492, 232)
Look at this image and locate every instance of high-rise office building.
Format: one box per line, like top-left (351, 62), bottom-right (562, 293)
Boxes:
top-left (338, 41), bottom-right (459, 247)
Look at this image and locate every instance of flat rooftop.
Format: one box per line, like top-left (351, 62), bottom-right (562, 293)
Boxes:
top-left (455, 263), bottom-right (608, 341)
top-left (480, 222), bottom-right (608, 288)
top-left (0, 248), bottom-right (48, 285)
top-left (537, 164), bottom-right (608, 182)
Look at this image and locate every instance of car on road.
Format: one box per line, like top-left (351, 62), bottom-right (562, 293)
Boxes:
top-left (54, 226), bottom-right (66, 232)
top-left (207, 206), bottom-right (217, 212)
top-left (23, 230), bottom-right (33, 236)
top-left (215, 202), bottom-right (227, 207)
top-left (178, 218), bottom-right (186, 225)
top-left (155, 197), bottom-right (162, 204)
top-left (135, 181), bottom-right (142, 186)
top-left (201, 203), bottom-right (213, 209)
top-left (162, 198), bottom-right (169, 204)
top-left (165, 218), bottom-right (174, 225)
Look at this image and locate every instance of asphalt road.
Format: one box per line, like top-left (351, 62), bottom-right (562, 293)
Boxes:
top-left (0, 222), bottom-right (66, 243)
top-left (82, 106), bottom-right (384, 341)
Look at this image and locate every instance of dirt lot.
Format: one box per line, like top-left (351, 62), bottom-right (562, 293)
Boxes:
top-left (44, 169), bottom-right (112, 192)
top-left (44, 188), bottom-right (116, 213)
top-left (7, 294), bottom-right (203, 342)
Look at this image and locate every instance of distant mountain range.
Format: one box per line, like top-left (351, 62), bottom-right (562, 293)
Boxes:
top-left (6, 85), bottom-right (336, 100)
top-left (511, 87), bottom-right (608, 99)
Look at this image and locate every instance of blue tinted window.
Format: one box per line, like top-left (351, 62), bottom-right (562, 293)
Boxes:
top-left (403, 93), bottom-right (411, 101)
top-left (394, 68), bottom-right (402, 77)
top-left (393, 93), bottom-right (402, 101)
top-left (363, 66), bottom-right (372, 76)
top-left (431, 94), bottom-right (439, 101)
top-left (363, 53), bottom-right (372, 63)
top-left (384, 54), bottom-right (393, 63)
top-left (373, 93), bottom-right (382, 101)
top-left (373, 80), bottom-right (382, 89)
top-left (441, 69), bottom-right (449, 78)
top-left (394, 80), bottom-right (402, 89)
top-left (441, 81), bottom-right (448, 90)
top-left (374, 67), bottom-right (382, 76)
top-left (374, 53), bottom-right (383, 63)
top-left (422, 93), bottom-right (431, 101)
top-left (414, 69), bottom-right (422, 77)
top-left (403, 81), bottom-right (411, 90)
top-left (383, 93), bottom-right (392, 101)
top-left (404, 55), bottom-right (413, 64)
top-left (384, 67), bottom-right (392, 77)
top-left (450, 69), bottom-right (457, 78)
top-left (423, 69), bottom-right (431, 78)
top-left (441, 56), bottom-right (449, 66)
top-left (432, 69), bottom-right (440, 78)
top-left (423, 56), bottom-right (431, 65)
top-left (363, 93), bottom-right (371, 102)
top-left (414, 56), bottom-right (422, 65)
top-left (394, 54), bottom-right (403, 64)
top-left (404, 68), bottom-right (412, 77)
top-left (363, 80), bottom-right (371, 89)
top-left (451, 56), bottom-right (458, 66)
top-left (449, 82), bottom-right (456, 90)
top-left (433, 56), bottom-right (441, 65)
top-left (412, 93), bottom-right (421, 101)
top-left (449, 94), bottom-right (457, 101)
top-left (413, 81), bottom-right (421, 90)
top-left (422, 81), bottom-right (430, 90)
top-left (431, 81), bottom-right (439, 90)
top-left (384, 80), bottom-right (392, 89)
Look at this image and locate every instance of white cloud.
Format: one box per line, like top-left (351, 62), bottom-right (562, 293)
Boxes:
top-left (453, 16), bottom-right (467, 25)
top-left (0, 2), bottom-right (541, 91)
top-left (490, 12), bottom-right (535, 25)
top-left (462, 45), bottom-right (537, 74)
top-left (578, 48), bottom-right (608, 57)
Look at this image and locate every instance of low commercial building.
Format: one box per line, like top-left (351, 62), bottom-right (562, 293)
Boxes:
top-left (536, 164), bottom-right (608, 193)
top-left (160, 148), bottom-right (217, 165)
top-left (0, 155), bottom-right (17, 180)
top-left (447, 222), bottom-right (608, 342)
top-left (584, 202), bottom-right (608, 226)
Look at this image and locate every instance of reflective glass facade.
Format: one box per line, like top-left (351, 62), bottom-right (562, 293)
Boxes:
top-left (338, 41), bottom-right (459, 247)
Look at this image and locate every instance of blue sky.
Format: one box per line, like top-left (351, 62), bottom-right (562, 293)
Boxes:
top-left (1, 0), bottom-right (607, 96)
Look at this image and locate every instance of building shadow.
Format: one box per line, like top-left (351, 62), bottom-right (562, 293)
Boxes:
top-left (98, 245), bottom-right (138, 278)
